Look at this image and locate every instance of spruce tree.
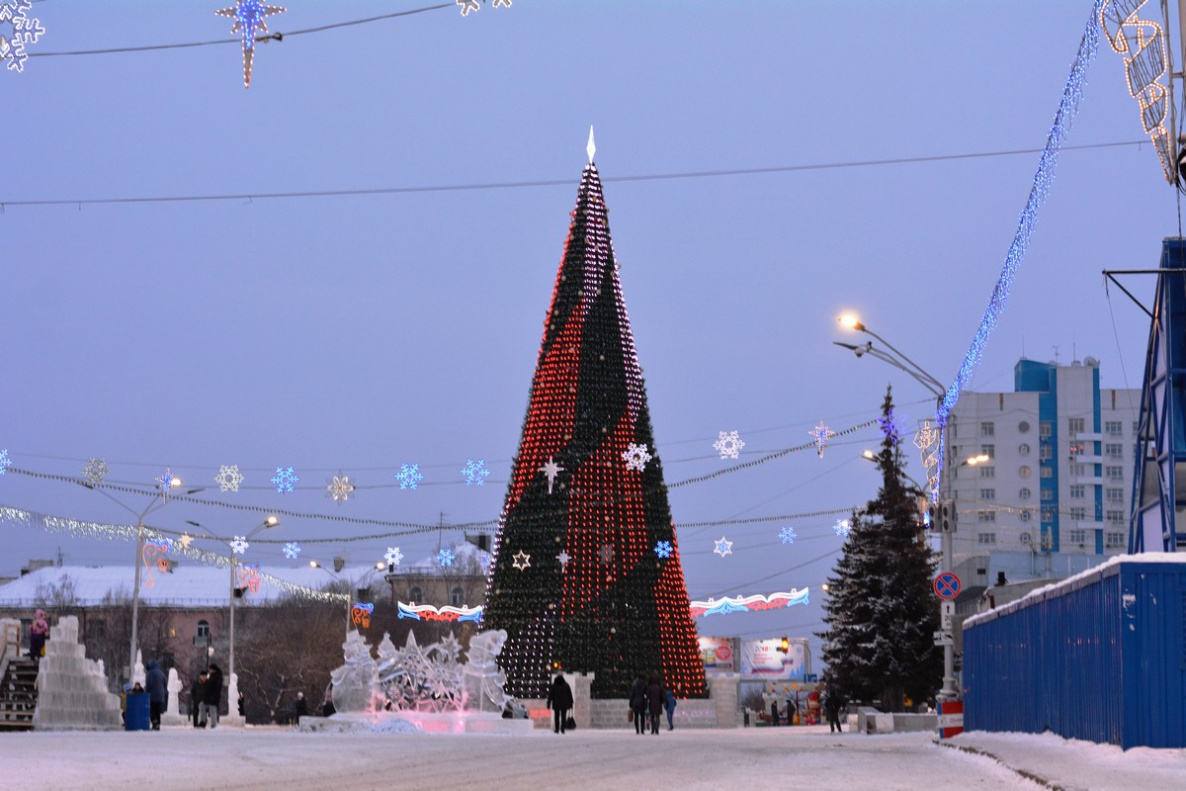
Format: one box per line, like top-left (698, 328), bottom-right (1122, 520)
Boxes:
top-left (818, 386), bottom-right (942, 711)
top-left (482, 158), bottom-right (707, 701)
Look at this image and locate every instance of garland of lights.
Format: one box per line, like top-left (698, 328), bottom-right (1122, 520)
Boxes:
top-left (688, 588), bottom-right (810, 619)
top-left (933, 1), bottom-right (1102, 499)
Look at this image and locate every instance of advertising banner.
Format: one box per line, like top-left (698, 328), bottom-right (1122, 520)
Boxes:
top-left (739, 638), bottom-right (806, 679)
top-left (698, 636), bottom-right (735, 671)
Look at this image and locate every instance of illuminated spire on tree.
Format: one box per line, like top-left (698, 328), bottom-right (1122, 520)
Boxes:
top-left (482, 152), bottom-right (707, 700)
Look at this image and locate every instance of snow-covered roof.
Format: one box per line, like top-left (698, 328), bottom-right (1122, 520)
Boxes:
top-left (406, 541), bottom-right (490, 573)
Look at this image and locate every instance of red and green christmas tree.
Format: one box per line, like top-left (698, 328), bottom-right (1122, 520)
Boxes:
top-left (483, 146), bottom-right (707, 700)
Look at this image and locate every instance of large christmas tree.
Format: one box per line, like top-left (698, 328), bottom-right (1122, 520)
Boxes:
top-left (483, 151), bottom-right (707, 700)
top-left (818, 387), bottom-right (941, 711)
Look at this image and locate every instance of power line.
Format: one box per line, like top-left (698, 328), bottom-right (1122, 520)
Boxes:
top-left (0, 140), bottom-right (1146, 209)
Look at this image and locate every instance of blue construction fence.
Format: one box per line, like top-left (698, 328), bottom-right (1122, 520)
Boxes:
top-left (962, 557), bottom-right (1186, 749)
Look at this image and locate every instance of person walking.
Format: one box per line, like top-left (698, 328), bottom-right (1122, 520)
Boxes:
top-left (546, 674), bottom-right (574, 734)
top-left (202, 663), bottom-right (223, 729)
top-left (646, 675), bottom-right (664, 735)
top-left (190, 672), bottom-right (208, 727)
top-left (664, 686), bottom-right (677, 731)
top-left (629, 675), bottom-right (648, 734)
top-left (144, 660), bottom-right (167, 731)
top-left (824, 687), bottom-right (845, 733)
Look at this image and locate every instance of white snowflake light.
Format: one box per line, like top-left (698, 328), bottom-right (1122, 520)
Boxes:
top-left (0, 0), bottom-right (45, 74)
top-left (0, 449), bottom-right (10, 474)
top-left (713, 536), bottom-right (733, 558)
top-left (557, 550), bottom-right (571, 571)
top-left (832, 519), bottom-right (852, 538)
top-left (384, 546), bottom-right (403, 567)
top-left (655, 540), bottom-right (673, 559)
top-left (283, 542), bottom-right (302, 560)
top-left (395, 463), bottom-right (423, 490)
top-left (456, 0), bottom-right (480, 15)
top-left (327, 471), bottom-right (355, 503)
top-left (622, 443), bottom-right (652, 472)
top-left (271, 466), bottom-right (299, 493)
top-left (82, 457), bottom-right (108, 487)
top-left (215, 464), bottom-right (244, 492)
top-left (712, 430), bottom-right (745, 460)
top-left (491, 0), bottom-right (512, 8)
top-left (810, 420), bottom-right (837, 458)
top-left (230, 536), bottom-right (249, 554)
top-left (437, 548), bottom-right (456, 567)
top-left (462, 459), bottom-right (490, 486)
top-left (778, 526), bottom-right (797, 545)
top-left (512, 550), bottom-right (531, 570)
top-left (540, 457), bottom-right (564, 494)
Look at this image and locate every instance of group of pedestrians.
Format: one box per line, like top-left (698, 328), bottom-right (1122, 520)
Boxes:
top-left (187, 663), bottom-right (224, 728)
top-left (629, 674), bottom-right (676, 734)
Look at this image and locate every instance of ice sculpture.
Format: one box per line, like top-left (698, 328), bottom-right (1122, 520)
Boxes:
top-left (161, 668), bottom-right (187, 727)
top-left (375, 628), bottom-right (511, 713)
top-left (32, 616), bottom-right (122, 730)
top-left (328, 630), bottom-right (384, 713)
top-left (461, 629), bottom-right (511, 713)
top-left (223, 672), bottom-right (244, 726)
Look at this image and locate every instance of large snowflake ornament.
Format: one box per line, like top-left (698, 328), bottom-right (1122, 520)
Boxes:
top-left (622, 443), bottom-right (652, 472)
top-left (455, 0), bottom-right (480, 14)
top-left (809, 420), bottom-right (837, 457)
top-left (230, 536), bottom-right (249, 554)
top-left (437, 548), bottom-right (456, 567)
top-left (0, 1), bottom-right (45, 74)
top-left (832, 518), bottom-right (852, 538)
top-left (712, 430), bottom-right (745, 460)
top-left (713, 537), bottom-right (733, 558)
top-left (654, 540), bottom-right (673, 559)
top-left (384, 546), bottom-right (403, 567)
top-left (778, 526), bottom-right (797, 545)
top-left (282, 542), bottom-right (302, 559)
top-left (215, 464), bottom-right (244, 492)
top-left (215, 0), bottom-right (285, 88)
top-left (82, 457), bottom-right (108, 487)
top-left (271, 466), bottom-right (299, 493)
top-left (0, 449), bottom-right (10, 475)
top-left (327, 471), bottom-right (355, 503)
top-left (462, 459), bottom-right (490, 486)
top-left (395, 463), bottom-right (423, 490)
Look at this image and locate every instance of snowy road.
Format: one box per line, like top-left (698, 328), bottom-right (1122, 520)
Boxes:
top-left (0, 726), bottom-right (1059, 791)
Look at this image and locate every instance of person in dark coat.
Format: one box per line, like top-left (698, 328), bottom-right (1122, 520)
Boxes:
top-left (664, 687), bottom-right (677, 731)
top-left (546, 674), bottom-right (574, 734)
top-left (629, 676), bottom-right (648, 735)
top-left (824, 687), bottom-right (845, 733)
top-left (190, 672), bottom-right (208, 727)
top-left (144, 660), bottom-right (167, 730)
top-left (646, 675), bottom-right (664, 735)
top-left (294, 691), bottom-right (309, 724)
top-left (202, 663), bottom-right (223, 729)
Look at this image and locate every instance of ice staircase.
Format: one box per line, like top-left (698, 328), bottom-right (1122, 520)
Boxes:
top-left (0, 658), bottom-right (37, 731)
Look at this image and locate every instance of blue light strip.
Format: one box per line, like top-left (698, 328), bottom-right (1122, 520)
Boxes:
top-left (934, 0), bottom-right (1104, 497)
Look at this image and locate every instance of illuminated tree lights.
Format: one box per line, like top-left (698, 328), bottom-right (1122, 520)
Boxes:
top-left (215, 0), bottom-right (286, 88)
top-left (482, 161), bottom-right (707, 701)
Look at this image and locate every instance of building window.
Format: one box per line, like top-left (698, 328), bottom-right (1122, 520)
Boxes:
top-left (979, 488), bottom-right (996, 501)
top-left (1040, 422), bottom-right (1053, 439)
top-left (450, 586), bottom-right (465, 607)
top-left (1019, 487), bottom-right (1031, 500)
top-left (408, 586), bottom-right (423, 603)
top-left (1041, 506), bottom-right (1057, 521)
top-left (1069, 441), bottom-right (1085, 455)
top-left (1069, 417), bottom-right (1085, 433)
top-left (978, 511), bottom-right (996, 523)
top-left (1105, 421), bottom-right (1123, 435)
top-left (1019, 465), bottom-right (1032, 479)
top-left (1018, 443), bottom-right (1030, 457)
top-left (1069, 463), bottom-right (1087, 477)
top-left (1039, 445), bottom-right (1053, 461)
top-left (1019, 420), bottom-right (1031, 434)
top-left (1106, 487), bottom-right (1123, 502)
top-left (1070, 485), bottom-right (1085, 499)
top-left (1041, 466), bottom-right (1054, 479)
top-left (977, 533), bottom-right (997, 544)
top-left (197, 620), bottom-right (210, 638)
top-left (1106, 466), bottom-right (1124, 480)
top-left (1106, 532), bottom-right (1125, 547)
top-left (1020, 530), bottom-right (1032, 542)
top-left (1133, 421), bottom-right (1140, 434)
top-left (979, 466), bottom-right (996, 479)
top-left (1105, 443), bottom-right (1123, 458)
top-left (1069, 528), bottom-right (1087, 543)
top-left (981, 422), bottom-right (995, 437)
top-left (1041, 487), bottom-right (1054, 500)
top-left (1069, 507), bottom-right (1087, 521)
top-left (1106, 510), bottom-right (1125, 523)
top-left (980, 444), bottom-right (995, 458)
top-left (1020, 509), bottom-right (1033, 523)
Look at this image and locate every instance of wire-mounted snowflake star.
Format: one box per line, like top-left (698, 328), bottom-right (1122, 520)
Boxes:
top-left (778, 526), bottom-right (798, 545)
top-left (271, 466), bottom-right (299, 493)
top-left (512, 550), bottom-right (531, 570)
top-left (0, 0), bottom-right (45, 74)
top-left (157, 468), bottom-right (180, 500)
top-left (462, 459), bottom-right (490, 485)
top-left (395, 463), bottom-right (423, 490)
top-left (327, 471), bottom-right (355, 503)
top-left (82, 457), bottom-right (108, 487)
top-left (622, 443), bottom-right (652, 472)
top-left (0, 449), bottom-right (11, 475)
top-left (810, 420), bottom-right (837, 458)
top-left (455, 0), bottom-right (480, 14)
top-left (437, 548), bottom-right (456, 567)
top-left (230, 536), bottom-right (249, 554)
top-left (832, 518), bottom-right (852, 538)
top-left (282, 542), bottom-right (302, 560)
top-left (655, 540), bottom-right (673, 559)
top-left (384, 547), bottom-right (403, 567)
top-left (712, 431), bottom-right (745, 460)
top-left (713, 537), bottom-right (733, 557)
top-left (215, 464), bottom-right (244, 493)
top-left (215, 0), bottom-right (285, 88)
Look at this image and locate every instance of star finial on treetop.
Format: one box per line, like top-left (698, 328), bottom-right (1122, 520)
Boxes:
top-left (587, 126), bottom-right (596, 164)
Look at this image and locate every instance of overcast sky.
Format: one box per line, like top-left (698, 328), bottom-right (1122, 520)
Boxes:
top-left (1, 1), bottom-right (1177, 659)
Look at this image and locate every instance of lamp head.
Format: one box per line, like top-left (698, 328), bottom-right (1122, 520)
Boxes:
top-left (862, 449), bottom-right (876, 460)
top-left (309, 560), bottom-right (320, 569)
top-left (839, 314), bottom-right (865, 332)
top-left (264, 515), bottom-right (280, 528)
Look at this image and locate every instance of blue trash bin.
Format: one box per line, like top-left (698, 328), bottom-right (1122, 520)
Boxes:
top-left (125, 692), bottom-right (150, 731)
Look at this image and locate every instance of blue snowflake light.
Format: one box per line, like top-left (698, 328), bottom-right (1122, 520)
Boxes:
top-left (271, 466), bottom-right (299, 493)
top-left (461, 459), bottom-right (490, 486)
top-left (215, 0), bottom-right (286, 88)
top-left (713, 537), bottom-right (733, 558)
top-left (282, 542), bottom-right (301, 560)
top-left (385, 546), bottom-right (403, 567)
top-left (655, 540), bottom-right (673, 559)
top-left (437, 548), bottom-right (456, 567)
top-left (0, 449), bottom-right (10, 474)
top-left (778, 526), bottom-right (797, 545)
top-left (395, 463), bottom-right (423, 490)
top-left (832, 519), bottom-right (852, 538)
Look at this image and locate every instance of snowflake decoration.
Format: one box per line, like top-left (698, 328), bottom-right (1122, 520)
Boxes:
top-left (283, 542), bottom-right (302, 560)
top-left (327, 471), bottom-right (355, 503)
top-left (712, 431), bottom-right (745, 460)
top-left (809, 420), bottom-right (836, 458)
top-left (384, 546), bottom-right (403, 567)
top-left (437, 548), bottom-right (456, 567)
top-left (622, 443), bottom-right (652, 472)
top-left (0, 449), bottom-right (10, 475)
top-left (914, 420), bottom-right (938, 453)
top-left (215, 464), bottom-right (244, 492)
top-left (215, 0), bottom-right (286, 88)
top-left (878, 408), bottom-right (907, 446)
top-left (462, 459), bottom-right (490, 486)
top-left (713, 536), bottom-right (733, 558)
top-left (178, 533), bottom-right (194, 551)
top-left (557, 551), bottom-right (571, 571)
top-left (82, 457), bottom-right (108, 487)
top-left (512, 550), bottom-right (531, 570)
top-left (157, 467), bottom-right (179, 500)
top-left (832, 519), bottom-right (852, 538)
top-left (270, 466), bottom-right (299, 493)
top-left (491, 0), bottom-right (512, 8)
top-left (455, 0), bottom-right (480, 14)
top-left (0, 0), bottom-right (45, 74)
top-left (778, 526), bottom-right (797, 545)
top-left (229, 536), bottom-right (249, 554)
top-left (395, 463), bottom-right (423, 490)
top-left (540, 457), bottom-right (564, 494)
top-left (654, 540), bottom-right (673, 559)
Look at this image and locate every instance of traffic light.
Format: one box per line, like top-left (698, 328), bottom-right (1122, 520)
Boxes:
top-left (928, 501), bottom-right (955, 532)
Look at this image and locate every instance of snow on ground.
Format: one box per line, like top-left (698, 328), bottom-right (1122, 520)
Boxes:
top-left (2, 724), bottom-right (1182, 790)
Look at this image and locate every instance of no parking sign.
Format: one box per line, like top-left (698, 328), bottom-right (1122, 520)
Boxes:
top-left (933, 572), bottom-right (961, 600)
